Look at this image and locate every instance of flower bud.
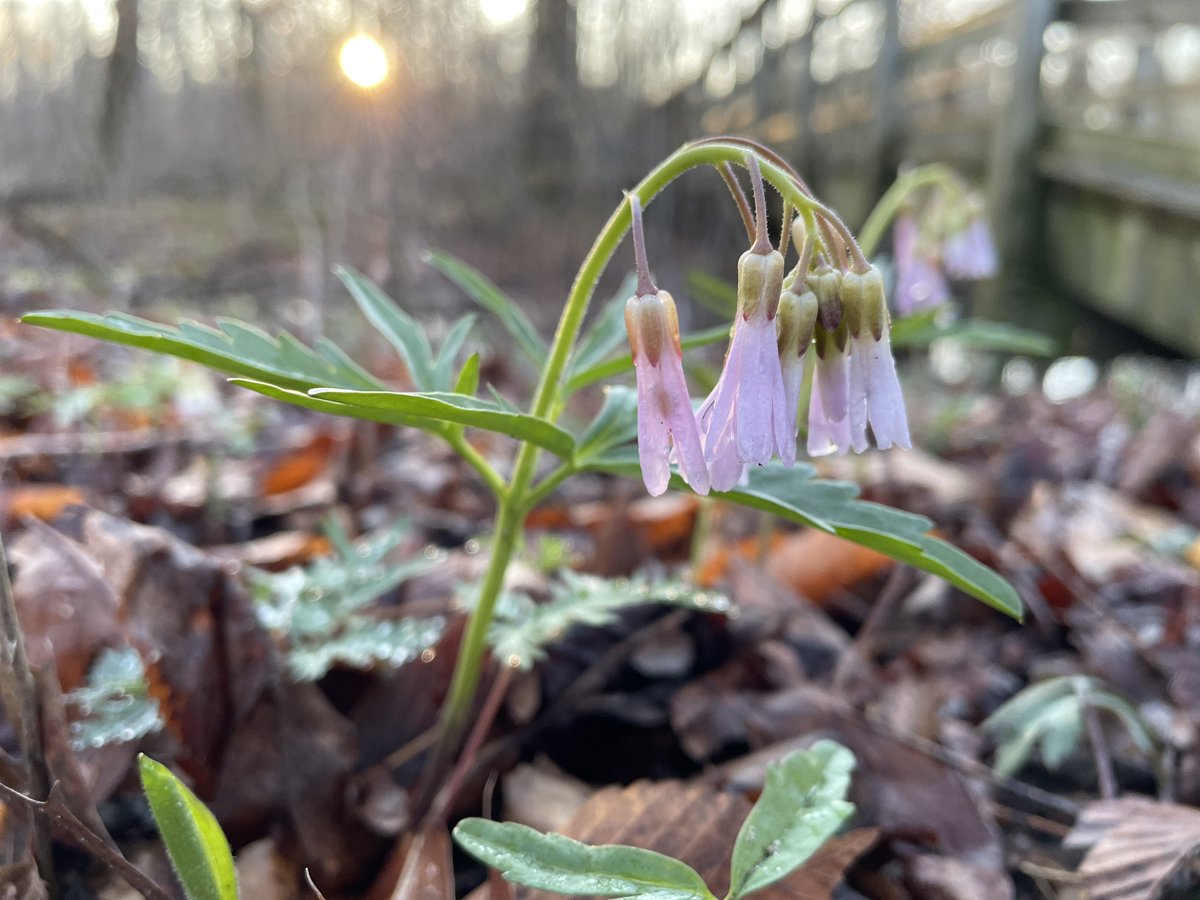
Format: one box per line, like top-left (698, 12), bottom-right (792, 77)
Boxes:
top-left (737, 248), bottom-right (785, 319)
top-left (808, 264), bottom-right (843, 332)
top-left (840, 266), bottom-right (886, 340)
top-left (776, 285), bottom-right (818, 360)
top-left (624, 290), bottom-right (680, 367)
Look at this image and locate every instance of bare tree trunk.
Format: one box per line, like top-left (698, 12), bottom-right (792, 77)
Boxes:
top-left (523, 0), bottom-right (578, 200)
top-left (98, 0), bottom-right (139, 170)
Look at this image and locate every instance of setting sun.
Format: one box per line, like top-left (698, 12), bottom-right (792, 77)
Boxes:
top-left (339, 33), bottom-right (389, 89)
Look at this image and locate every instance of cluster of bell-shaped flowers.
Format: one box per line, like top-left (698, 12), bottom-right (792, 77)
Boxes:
top-left (893, 191), bottom-right (998, 316)
top-left (623, 157), bottom-right (912, 497)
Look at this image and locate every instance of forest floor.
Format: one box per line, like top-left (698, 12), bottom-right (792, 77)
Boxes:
top-left (2, 195), bottom-right (1200, 900)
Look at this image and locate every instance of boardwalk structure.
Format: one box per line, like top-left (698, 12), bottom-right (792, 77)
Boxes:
top-left (662, 0), bottom-right (1200, 354)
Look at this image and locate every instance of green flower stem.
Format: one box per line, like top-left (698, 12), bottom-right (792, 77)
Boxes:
top-left (430, 141), bottom-right (829, 781)
top-left (446, 430), bottom-right (506, 498)
top-left (857, 163), bottom-right (964, 258)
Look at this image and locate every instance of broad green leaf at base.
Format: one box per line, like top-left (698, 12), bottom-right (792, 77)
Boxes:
top-left (139, 755), bottom-right (238, 900)
top-left (453, 818), bottom-right (717, 900)
top-left (580, 452), bottom-right (1022, 620)
top-left (727, 741), bottom-right (855, 899)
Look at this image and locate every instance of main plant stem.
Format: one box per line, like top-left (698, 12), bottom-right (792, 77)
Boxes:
top-left (424, 140), bottom-right (833, 793)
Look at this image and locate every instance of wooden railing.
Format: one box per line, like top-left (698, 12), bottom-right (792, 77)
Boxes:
top-left (674, 0), bottom-right (1200, 354)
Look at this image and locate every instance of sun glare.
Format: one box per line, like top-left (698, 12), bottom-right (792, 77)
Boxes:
top-left (479, 0), bottom-right (527, 29)
top-left (339, 33), bottom-right (389, 90)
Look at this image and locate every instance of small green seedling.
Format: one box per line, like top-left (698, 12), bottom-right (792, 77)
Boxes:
top-left (453, 741), bottom-right (856, 899)
top-left (982, 674), bottom-right (1155, 777)
top-left (138, 755), bottom-right (238, 900)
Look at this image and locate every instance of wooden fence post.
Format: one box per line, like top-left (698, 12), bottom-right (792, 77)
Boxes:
top-left (866, 0), bottom-right (903, 205)
top-left (985, 0), bottom-right (1060, 315)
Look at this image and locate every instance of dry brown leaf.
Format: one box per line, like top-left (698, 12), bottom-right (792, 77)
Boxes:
top-left (698, 529), bottom-right (893, 602)
top-left (0, 484), bottom-right (87, 524)
top-left (367, 823), bottom-right (455, 900)
top-left (10, 516), bottom-right (123, 691)
top-left (260, 431), bottom-right (337, 496)
top-left (463, 779), bottom-right (874, 900)
top-left (1065, 796), bottom-right (1200, 900)
top-left (208, 530), bottom-right (333, 571)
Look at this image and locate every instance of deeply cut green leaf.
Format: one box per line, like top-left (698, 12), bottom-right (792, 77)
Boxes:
top-left (68, 647), bottom-right (162, 750)
top-left (310, 388), bottom-right (576, 458)
top-left (335, 265), bottom-right (440, 390)
top-left (139, 755), bottom-right (238, 900)
top-left (580, 453), bottom-right (1022, 620)
top-left (486, 570), bottom-right (727, 669)
top-left (727, 741), bottom-right (856, 899)
top-left (229, 379), bottom-right (452, 436)
top-left (453, 818), bottom-right (716, 899)
top-left (21, 311), bottom-right (382, 394)
top-left (249, 518), bottom-right (444, 681)
top-left (425, 250), bottom-right (548, 369)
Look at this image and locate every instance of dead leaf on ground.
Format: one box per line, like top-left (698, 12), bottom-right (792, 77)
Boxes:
top-left (699, 529), bottom-right (893, 603)
top-left (0, 484), bottom-right (87, 524)
top-left (260, 430), bottom-right (339, 496)
top-left (10, 516), bottom-right (123, 691)
top-left (367, 822), bottom-right (454, 900)
top-left (466, 779), bottom-right (876, 900)
top-left (1064, 796), bottom-right (1200, 900)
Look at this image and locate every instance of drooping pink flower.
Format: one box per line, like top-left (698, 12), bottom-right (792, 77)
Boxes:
top-left (776, 281), bottom-right (818, 455)
top-left (808, 266), bottom-right (910, 455)
top-left (807, 350), bottom-right (852, 457)
top-left (697, 157), bottom-right (794, 491)
top-left (699, 287), bottom-right (794, 491)
top-left (893, 213), bottom-right (949, 315)
top-left (626, 292), bottom-right (710, 496)
top-left (843, 267), bottom-right (911, 452)
top-left (624, 194), bottom-right (710, 497)
top-left (943, 216), bottom-right (998, 280)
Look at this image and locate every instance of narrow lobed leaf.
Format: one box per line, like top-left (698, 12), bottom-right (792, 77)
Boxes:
top-left (21, 311), bottom-right (382, 393)
top-left (310, 388), bottom-right (576, 458)
top-left (425, 250), bottom-right (548, 368)
top-left (334, 265), bottom-right (439, 390)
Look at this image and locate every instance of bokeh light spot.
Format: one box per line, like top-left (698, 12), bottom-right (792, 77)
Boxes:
top-left (339, 33), bottom-right (388, 89)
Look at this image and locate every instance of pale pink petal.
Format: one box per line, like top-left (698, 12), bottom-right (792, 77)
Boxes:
top-left (776, 356), bottom-right (802, 467)
top-left (634, 355), bottom-right (671, 495)
top-left (660, 353), bottom-right (710, 495)
top-left (863, 324), bottom-right (911, 449)
top-left (816, 351), bottom-right (849, 423)
top-left (735, 317), bottom-right (777, 466)
top-left (808, 364), bottom-right (851, 457)
top-left (847, 341), bottom-right (870, 453)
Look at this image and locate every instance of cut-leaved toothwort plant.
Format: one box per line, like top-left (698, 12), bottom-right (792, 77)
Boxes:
top-left (25, 138), bottom-right (1023, 894)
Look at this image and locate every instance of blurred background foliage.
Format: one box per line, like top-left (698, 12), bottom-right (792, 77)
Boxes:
top-left (2, 0), bottom-right (1199, 357)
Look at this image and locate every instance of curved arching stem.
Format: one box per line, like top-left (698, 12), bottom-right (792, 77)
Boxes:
top-left (857, 163), bottom-right (967, 258)
top-left (421, 140), bottom-right (858, 804)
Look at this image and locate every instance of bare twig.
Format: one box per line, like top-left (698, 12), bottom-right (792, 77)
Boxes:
top-left (831, 566), bottom-right (912, 692)
top-left (430, 664), bottom-right (514, 821)
top-left (1078, 681), bottom-right (1118, 800)
top-left (0, 534), bottom-right (53, 885)
top-left (0, 780), bottom-right (173, 900)
top-left (304, 869), bottom-right (329, 900)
